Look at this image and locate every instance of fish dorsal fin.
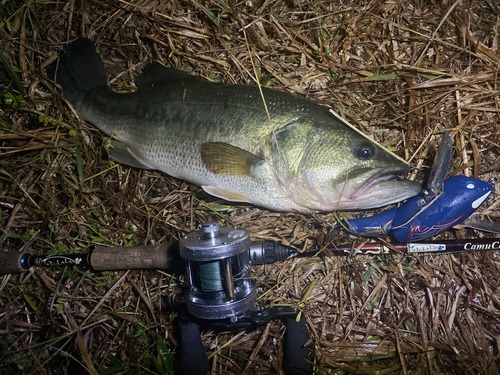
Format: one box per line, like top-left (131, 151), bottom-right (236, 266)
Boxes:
top-left (137, 64), bottom-right (202, 91)
top-left (200, 142), bottom-right (262, 177)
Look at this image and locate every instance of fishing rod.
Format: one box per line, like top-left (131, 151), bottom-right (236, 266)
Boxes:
top-left (4, 235), bottom-right (499, 271)
top-left (298, 237), bottom-right (500, 257)
top-left (2, 222), bottom-right (499, 375)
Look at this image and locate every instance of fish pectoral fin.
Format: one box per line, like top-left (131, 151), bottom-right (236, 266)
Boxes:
top-left (109, 140), bottom-right (154, 169)
top-left (202, 186), bottom-right (251, 203)
top-left (137, 64), bottom-right (202, 91)
top-left (200, 142), bottom-right (262, 177)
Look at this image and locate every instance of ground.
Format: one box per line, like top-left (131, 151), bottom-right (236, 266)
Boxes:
top-left (1, 0), bottom-right (500, 374)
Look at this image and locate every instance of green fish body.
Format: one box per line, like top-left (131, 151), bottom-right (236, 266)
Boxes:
top-left (51, 38), bottom-right (421, 213)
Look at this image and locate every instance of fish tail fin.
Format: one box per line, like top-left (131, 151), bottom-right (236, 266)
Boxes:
top-left (48, 38), bottom-right (107, 109)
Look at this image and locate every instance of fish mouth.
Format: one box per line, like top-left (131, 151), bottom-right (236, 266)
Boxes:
top-left (351, 170), bottom-right (406, 199)
top-left (334, 168), bottom-right (421, 208)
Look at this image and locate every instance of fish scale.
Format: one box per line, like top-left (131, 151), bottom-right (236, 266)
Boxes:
top-left (49, 38), bottom-right (421, 212)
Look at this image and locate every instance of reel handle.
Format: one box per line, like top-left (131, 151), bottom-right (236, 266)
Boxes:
top-left (178, 314), bottom-right (312, 375)
top-left (283, 315), bottom-right (313, 375)
top-left (178, 321), bottom-right (210, 375)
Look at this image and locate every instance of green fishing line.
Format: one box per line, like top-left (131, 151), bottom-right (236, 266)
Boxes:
top-left (199, 261), bottom-right (223, 292)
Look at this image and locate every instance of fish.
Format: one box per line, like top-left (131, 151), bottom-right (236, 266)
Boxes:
top-left (48, 38), bottom-right (421, 213)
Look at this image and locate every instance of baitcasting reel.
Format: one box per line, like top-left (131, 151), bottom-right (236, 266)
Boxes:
top-left (179, 221), bottom-right (301, 327)
top-left (180, 221), bottom-right (256, 321)
top-left (177, 222), bottom-right (312, 375)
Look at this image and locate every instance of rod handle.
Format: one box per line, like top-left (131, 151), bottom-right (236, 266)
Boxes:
top-left (0, 252), bottom-right (28, 275)
top-left (90, 243), bottom-right (183, 271)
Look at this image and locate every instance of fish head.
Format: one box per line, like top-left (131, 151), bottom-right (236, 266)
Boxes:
top-left (271, 118), bottom-right (421, 211)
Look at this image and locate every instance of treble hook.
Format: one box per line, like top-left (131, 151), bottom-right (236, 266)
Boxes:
top-left (305, 213), bottom-right (338, 244)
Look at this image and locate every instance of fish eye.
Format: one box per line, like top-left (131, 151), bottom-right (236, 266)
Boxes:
top-left (355, 145), bottom-right (374, 160)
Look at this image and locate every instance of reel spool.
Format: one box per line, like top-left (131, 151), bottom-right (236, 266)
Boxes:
top-left (180, 222), bottom-right (256, 320)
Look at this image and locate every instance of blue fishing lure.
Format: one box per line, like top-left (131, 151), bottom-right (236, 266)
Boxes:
top-left (344, 175), bottom-right (492, 242)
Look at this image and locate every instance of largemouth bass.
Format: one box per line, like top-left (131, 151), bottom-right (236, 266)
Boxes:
top-left (50, 38), bottom-right (421, 212)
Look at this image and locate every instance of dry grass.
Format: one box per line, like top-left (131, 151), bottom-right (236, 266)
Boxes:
top-left (1, 0), bottom-right (500, 374)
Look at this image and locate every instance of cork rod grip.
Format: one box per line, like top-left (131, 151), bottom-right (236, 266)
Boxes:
top-left (91, 243), bottom-right (177, 271)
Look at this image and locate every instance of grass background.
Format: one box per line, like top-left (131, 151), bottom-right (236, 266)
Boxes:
top-left (1, 0), bottom-right (500, 373)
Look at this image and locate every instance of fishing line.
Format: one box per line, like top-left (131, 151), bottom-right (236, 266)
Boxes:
top-left (242, 28), bottom-right (272, 126)
top-left (327, 108), bottom-right (409, 165)
top-left (242, 27), bottom-right (289, 175)
top-left (198, 261), bottom-right (224, 292)
top-left (198, 261), bottom-right (249, 291)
